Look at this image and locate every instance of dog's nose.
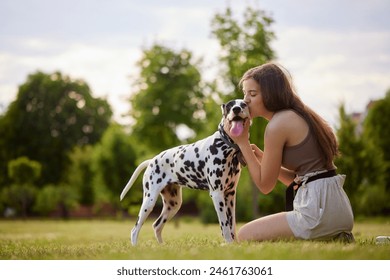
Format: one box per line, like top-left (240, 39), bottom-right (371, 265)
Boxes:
top-left (232, 107), bottom-right (241, 114)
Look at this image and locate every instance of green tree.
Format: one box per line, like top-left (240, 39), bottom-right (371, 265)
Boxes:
top-left (0, 71), bottom-right (112, 186)
top-left (66, 145), bottom-right (95, 206)
top-left (363, 90), bottom-right (390, 194)
top-left (92, 124), bottom-right (139, 207)
top-left (335, 104), bottom-right (388, 215)
top-left (361, 91), bottom-right (390, 214)
top-left (2, 157), bottom-right (41, 217)
top-left (211, 6), bottom-right (275, 100)
top-left (211, 6), bottom-right (276, 219)
top-left (129, 44), bottom-right (206, 153)
top-left (8, 156), bottom-right (41, 184)
top-left (335, 105), bottom-right (365, 201)
top-left (34, 184), bottom-right (78, 218)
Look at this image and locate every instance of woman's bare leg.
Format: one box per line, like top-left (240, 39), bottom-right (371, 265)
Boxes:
top-left (237, 212), bottom-right (295, 242)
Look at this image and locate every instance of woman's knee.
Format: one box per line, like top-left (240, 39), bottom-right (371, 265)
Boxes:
top-left (237, 222), bottom-right (258, 242)
top-left (237, 226), bottom-right (248, 242)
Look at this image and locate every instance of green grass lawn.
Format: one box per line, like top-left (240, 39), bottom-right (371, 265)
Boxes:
top-left (0, 217), bottom-right (389, 260)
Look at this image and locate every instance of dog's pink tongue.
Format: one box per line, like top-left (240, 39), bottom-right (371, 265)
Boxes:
top-left (230, 120), bottom-right (244, 137)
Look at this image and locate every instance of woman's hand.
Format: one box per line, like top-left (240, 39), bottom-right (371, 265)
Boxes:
top-left (251, 144), bottom-right (263, 162)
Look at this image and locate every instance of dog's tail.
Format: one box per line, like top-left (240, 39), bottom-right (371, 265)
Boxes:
top-left (120, 159), bottom-right (151, 201)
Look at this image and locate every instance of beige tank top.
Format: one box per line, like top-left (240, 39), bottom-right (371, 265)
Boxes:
top-left (282, 130), bottom-right (334, 176)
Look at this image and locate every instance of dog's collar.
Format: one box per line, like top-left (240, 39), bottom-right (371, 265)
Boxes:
top-left (218, 123), bottom-right (247, 167)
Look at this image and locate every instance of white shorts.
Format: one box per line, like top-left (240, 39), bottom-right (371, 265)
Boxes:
top-left (286, 174), bottom-right (354, 240)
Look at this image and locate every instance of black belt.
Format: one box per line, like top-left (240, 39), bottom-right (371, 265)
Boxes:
top-left (285, 170), bottom-right (337, 211)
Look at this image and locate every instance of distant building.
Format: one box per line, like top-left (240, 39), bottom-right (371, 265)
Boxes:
top-left (350, 100), bottom-right (377, 135)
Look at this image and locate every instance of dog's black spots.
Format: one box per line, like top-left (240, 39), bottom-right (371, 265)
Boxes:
top-left (145, 182), bottom-right (149, 190)
top-left (184, 160), bottom-right (196, 174)
top-left (165, 158), bottom-right (170, 164)
top-left (154, 217), bottom-right (162, 228)
top-left (197, 160), bottom-right (205, 173)
top-left (155, 164), bottom-right (161, 174)
top-left (156, 178), bottom-right (162, 184)
top-left (180, 167), bottom-right (185, 173)
top-left (144, 209), bottom-right (147, 212)
top-left (169, 200), bottom-right (175, 207)
top-left (163, 219), bottom-right (167, 223)
top-left (219, 201), bottom-right (224, 207)
top-left (176, 173), bottom-right (188, 185)
top-left (223, 149), bottom-right (234, 158)
top-left (213, 158), bottom-right (222, 165)
top-left (215, 168), bottom-right (223, 178)
top-left (168, 207), bottom-right (171, 211)
top-left (219, 207), bottom-right (223, 212)
top-left (195, 147), bottom-right (200, 158)
top-left (179, 153), bottom-right (185, 160)
top-left (215, 179), bottom-right (222, 190)
top-left (170, 189), bottom-right (177, 197)
top-left (226, 190), bottom-right (235, 197)
top-left (227, 207), bottom-right (232, 217)
top-left (162, 172), bottom-right (166, 179)
top-left (209, 143), bottom-right (218, 155)
top-left (147, 193), bottom-right (151, 197)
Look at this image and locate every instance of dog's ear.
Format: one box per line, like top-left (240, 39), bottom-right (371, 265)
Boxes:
top-left (221, 103), bottom-right (226, 116)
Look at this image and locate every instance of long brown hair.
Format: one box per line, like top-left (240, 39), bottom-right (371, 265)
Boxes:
top-left (239, 62), bottom-right (339, 168)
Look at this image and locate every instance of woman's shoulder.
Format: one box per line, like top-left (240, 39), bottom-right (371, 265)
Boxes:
top-left (266, 110), bottom-right (309, 145)
top-left (275, 109), bottom-right (299, 119)
top-left (269, 110), bottom-right (303, 128)
top-left (265, 110), bottom-right (295, 136)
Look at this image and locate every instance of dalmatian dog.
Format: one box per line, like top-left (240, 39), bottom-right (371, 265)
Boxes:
top-left (120, 99), bottom-right (250, 245)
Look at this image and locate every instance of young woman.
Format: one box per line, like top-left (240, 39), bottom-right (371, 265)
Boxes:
top-left (224, 62), bottom-right (354, 242)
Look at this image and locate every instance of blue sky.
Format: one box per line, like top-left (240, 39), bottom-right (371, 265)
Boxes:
top-left (1, 0), bottom-right (389, 127)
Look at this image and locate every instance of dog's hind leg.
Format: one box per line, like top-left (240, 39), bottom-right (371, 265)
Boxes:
top-left (131, 183), bottom-right (160, 246)
top-left (153, 184), bottom-right (182, 243)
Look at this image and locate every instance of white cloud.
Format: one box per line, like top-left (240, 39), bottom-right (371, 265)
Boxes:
top-left (0, 38), bottom-right (143, 120)
top-left (1, 0), bottom-right (389, 128)
top-left (272, 26), bottom-right (390, 125)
